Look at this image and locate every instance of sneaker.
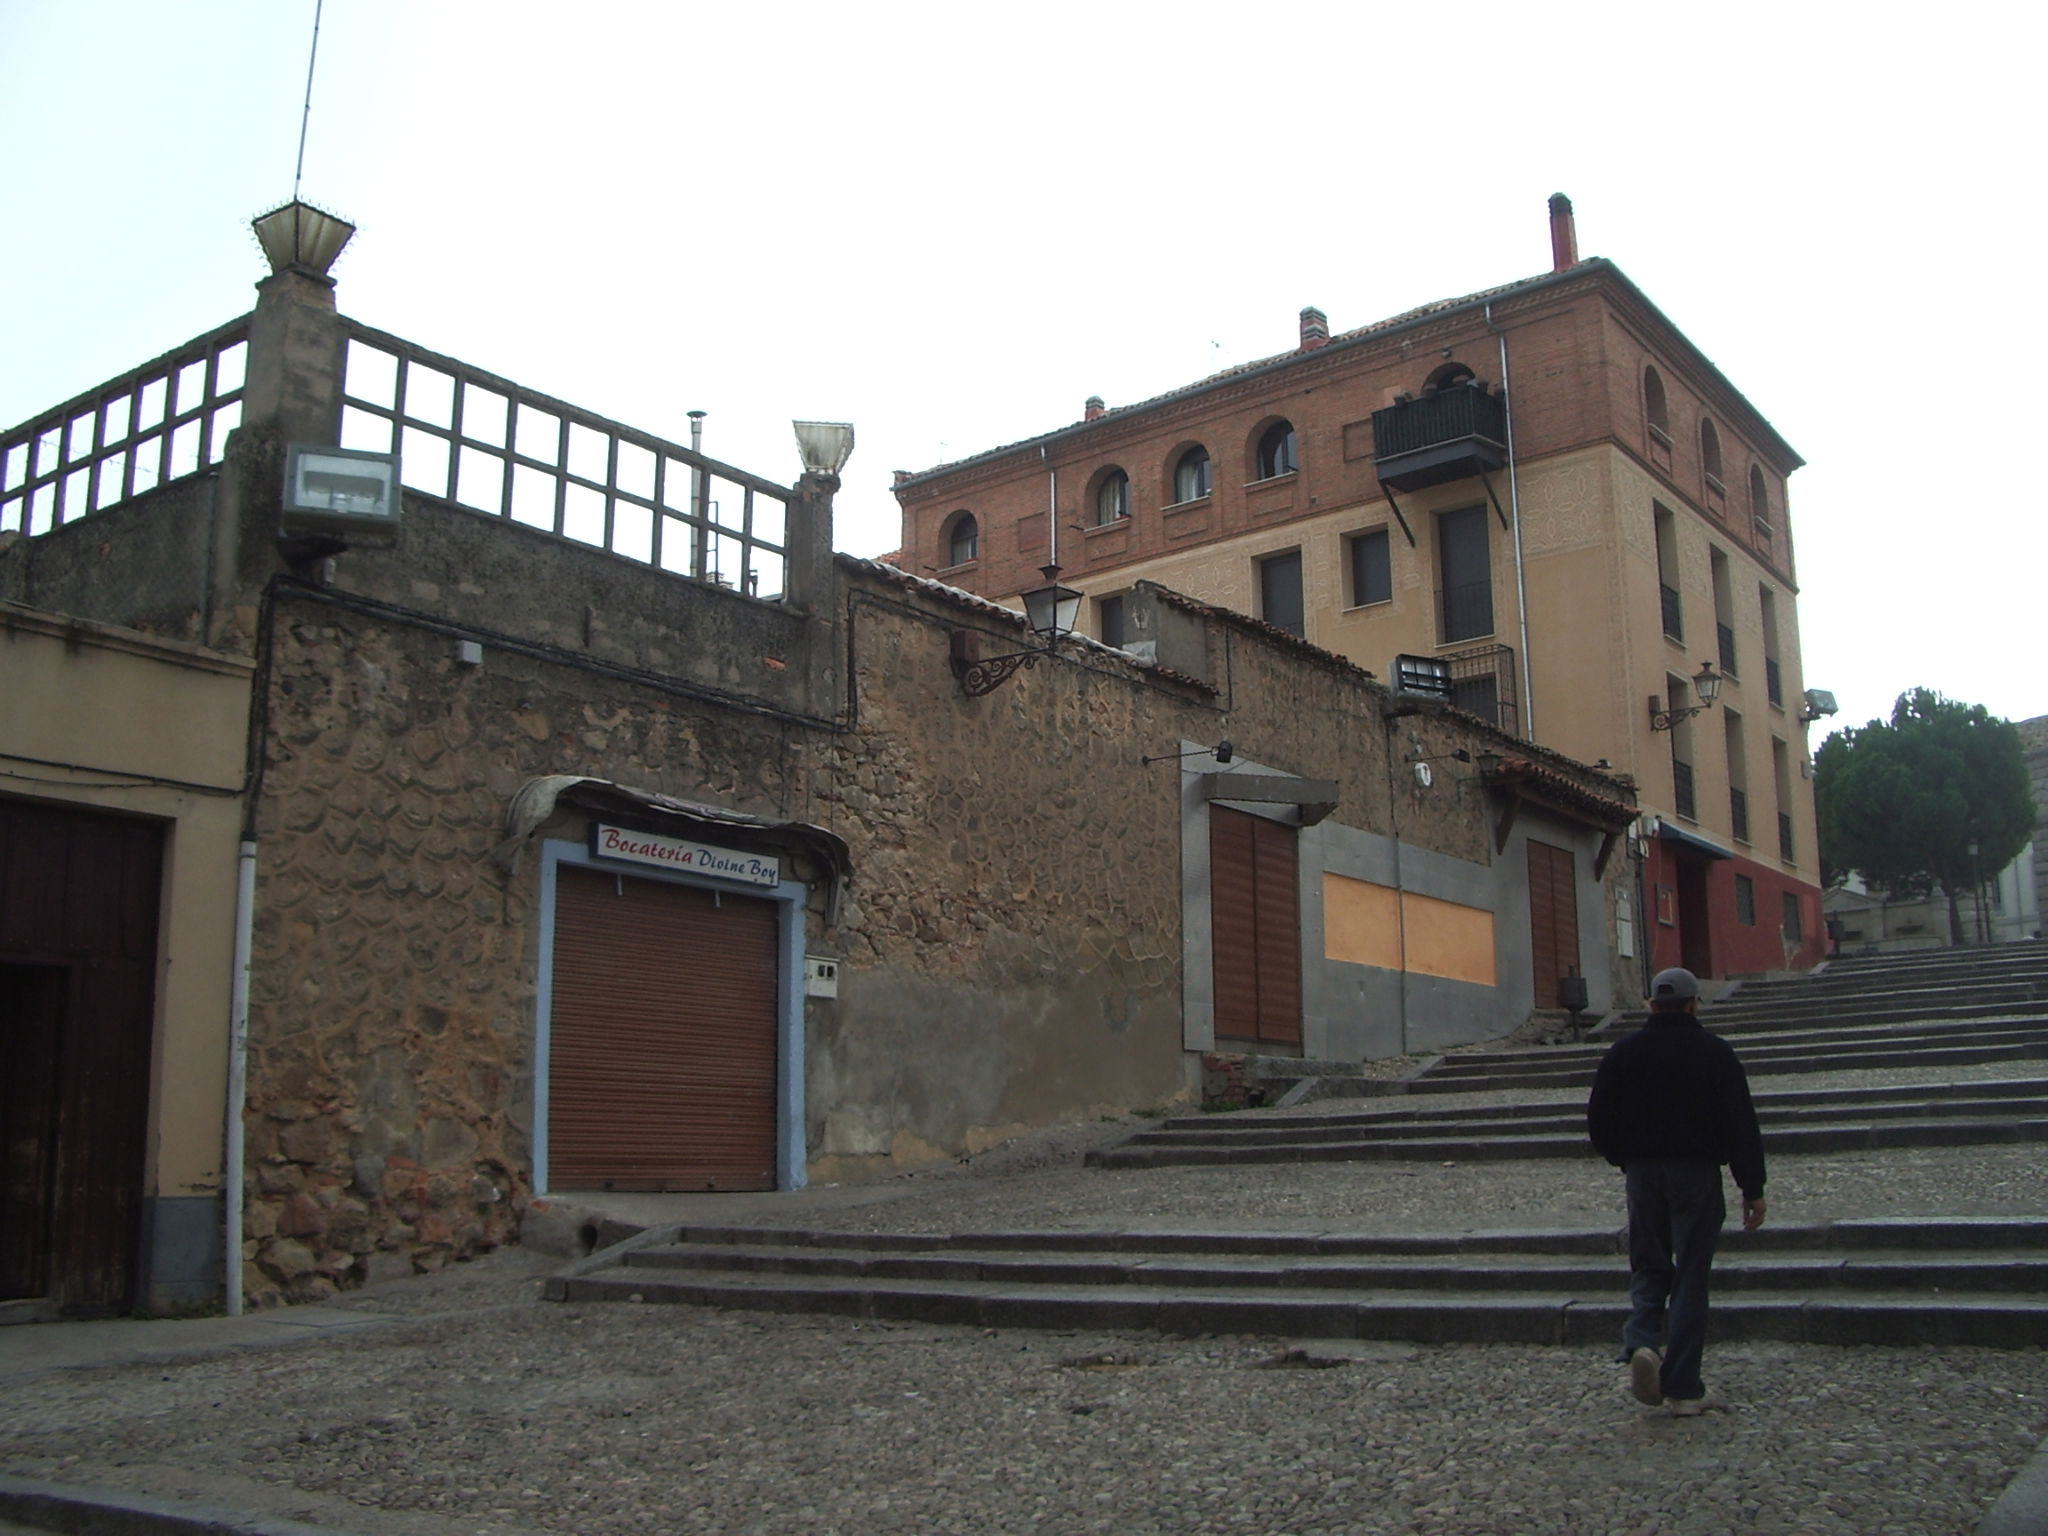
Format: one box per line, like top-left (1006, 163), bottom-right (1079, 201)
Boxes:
top-left (1628, 1347), bottom-right (1664, 1406)
top-left (1666, 1394), bottom-right (1712, 1417)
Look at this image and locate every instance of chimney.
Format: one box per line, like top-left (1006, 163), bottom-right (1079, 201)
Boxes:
top-left (892, 469), bottom-right (911, 486)
top-left (1299, 306), bottom-right (1329, 351)
top-left (1084, 395), bottom-right (1106, 422)
top-left (1548, 192), bottom-right (1578, 271)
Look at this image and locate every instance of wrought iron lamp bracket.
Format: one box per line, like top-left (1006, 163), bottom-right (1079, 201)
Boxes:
top-left (955, 647), bottom-right (1046, 697)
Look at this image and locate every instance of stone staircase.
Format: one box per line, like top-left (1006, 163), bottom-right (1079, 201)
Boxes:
top-left (546, 1215), bottom-right (2048, 1347)
top-left (547, 943), bottom-right (2048, 1347)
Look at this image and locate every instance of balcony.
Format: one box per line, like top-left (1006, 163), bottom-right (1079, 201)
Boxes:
top-left (1673, 759), bottom-right (1697, 820)
top-left (1371, 383), bottom-right (1508, 493)
top-left (1717, 622), bottom-right (1737, 675)
top-left (1444, 643), bottom-right (1520, 736)
top-left (1730, 786), bottom-right (1750, 843)
top-left (1779, 812), bottom-right (1795, 862)
top-left (1766, 656), bottom-right (1784, 707)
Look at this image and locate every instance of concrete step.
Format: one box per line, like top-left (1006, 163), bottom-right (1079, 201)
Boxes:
top-left (545, 1217), bottom-right (2048, 1348)
top-left (1411, 1037), bottom-right (2048, 1095)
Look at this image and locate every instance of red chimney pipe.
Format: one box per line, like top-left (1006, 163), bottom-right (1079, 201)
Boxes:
top-left (1299, 306), bottom-right (1329, 352)
top-left (1084, 395), bottom-right (1106, 422)
top-left (1549, 193), bottom-right (1578, 271)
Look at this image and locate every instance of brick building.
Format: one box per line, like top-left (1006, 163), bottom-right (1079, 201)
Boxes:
top-left (2, 205), bottom-right (1635, 1314)
top-left (894, 195), bottom-right (1829, 986)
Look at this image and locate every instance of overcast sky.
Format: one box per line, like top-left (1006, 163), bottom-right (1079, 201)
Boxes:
top-left (2, 2), bottom-right (2039, 742)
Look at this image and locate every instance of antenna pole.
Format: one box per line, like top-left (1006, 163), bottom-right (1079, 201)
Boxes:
top-left (292, 0), bottom-right (325, 202)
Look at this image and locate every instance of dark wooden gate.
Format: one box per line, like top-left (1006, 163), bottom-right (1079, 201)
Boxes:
top-left (1210, 805), bottom-right (1301, 1046)
top-left (548, 865), bottom-right (779, 1192)
top-left (1526, 838), bottom-right (1580, 1008)
top-left (0, 798), bottom-right (163, 1312)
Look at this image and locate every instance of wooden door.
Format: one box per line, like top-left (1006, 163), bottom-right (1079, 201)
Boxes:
top-left (548, 865), bottom-right (779, 1192)
top-left (1526, 838), bottom-right (1580, 1008)
top-left (1210, 806), bottom-right (1302, 1046)
top-left (0, 798), bottom-right (162, 1312)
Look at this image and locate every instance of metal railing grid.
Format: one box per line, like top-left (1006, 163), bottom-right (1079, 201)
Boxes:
top-left (337, 323), bottom-right (791, 600)
top-left (1, 319), bottom-right (250, 537)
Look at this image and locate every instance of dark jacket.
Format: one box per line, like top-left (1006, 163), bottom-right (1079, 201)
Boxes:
top-left (1586, 1009), bottom-right (1766, 1199)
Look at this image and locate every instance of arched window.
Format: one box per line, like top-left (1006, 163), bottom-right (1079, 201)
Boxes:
top-left (1255, 421), bottom-right (1298, 480)
top-left (1094, 468), bottom-right (1130, 525)
top-left (945, 510), bottom-right (978, 566)
top-left (1644, 367), bottom-right (1670, 442)
top-left (1700, 419), bottom-right (1725, 489)
top-left (1172, 446), bottom-right (1211, 504)
top-left (1422, 361), bottom-right (1477, 393)
top-left (1749, 465), bottom-right (1772, 535)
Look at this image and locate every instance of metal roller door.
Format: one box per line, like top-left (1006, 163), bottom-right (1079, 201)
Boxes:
top-left (548, 864), bottom-right (779, 1192)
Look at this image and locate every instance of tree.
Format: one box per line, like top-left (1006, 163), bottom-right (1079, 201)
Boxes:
top-left (1815, 689), bottom-right (2035, 945)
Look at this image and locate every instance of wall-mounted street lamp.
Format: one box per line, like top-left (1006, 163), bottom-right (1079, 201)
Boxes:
top-left (1648, 661), bottom-right (1725, 732)
top-left (792, 421), bottom-right (856, 479)
top-left (1142, 740), bottom-right (1233, 767)
top-left (952, 562), bottom-right (1084, 696)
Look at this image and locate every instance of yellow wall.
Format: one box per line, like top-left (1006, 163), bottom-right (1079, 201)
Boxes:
top-left (1323, 872), bottom-right (1497, 987)
top-left (1, 604), bottom-right (252, 1199)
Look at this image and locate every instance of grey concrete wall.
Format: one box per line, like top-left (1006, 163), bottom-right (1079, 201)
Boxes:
top-left (0, 478), bottom-right (218, 639)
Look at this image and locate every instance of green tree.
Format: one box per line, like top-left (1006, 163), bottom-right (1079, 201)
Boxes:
top-left (1815, 689), bottom-right (2035, 945)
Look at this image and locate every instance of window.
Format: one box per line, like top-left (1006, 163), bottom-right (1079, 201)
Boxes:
top-left (1254, 421), bottom-right (1298, 480)
top-left (1098, 594), bottom-right (1127, 648)
top-left (1734, 874), bottom-right (1756, 925)
top-left (1436, 505), bottom-right (1493, 643)
top-left (1654, 504), bottom-right (1682, 641)
top-left (1347, 528), bottom-right (1392, 607)
top-left (944, 511), bottom-right (978, 566)
top-left (1710, 546), bottom-right (1736, 675)
top-left (1259, 550), bottom-right (1304, 637)
top-left (1700, 418), bottom-right (1725, 494)
top-left (1772, 736), bottom-right (1794, 861)
top-left (1093, 468), bottom-right (1129, 526)
top-left (1782, 891), bottom-right (1803, 941)
top-left (1759, 585), bottom-right (1783, 707)
top-left (1724, 709), bottom-right (1750, 843)
top-left (1644, 366), bottom-right (1671, 445)
top-left (1666, 672), bottom-right (1698, 819)
top-left (1749, 464), bottom-right (1773, 542)
top-left (1172, 446), bottom-right (1211, 503)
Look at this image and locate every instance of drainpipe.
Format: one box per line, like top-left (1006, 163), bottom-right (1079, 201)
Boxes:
top-left (1040, 445), bottom-right (1058, 570)
top-left (1485, 303), bottom-right (1535, 740)
top-left (223, 839), bottom-right (257, 1316)
top-left (688, 410), bottom-right (708, 581)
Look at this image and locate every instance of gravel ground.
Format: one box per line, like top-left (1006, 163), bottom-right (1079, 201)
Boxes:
top-left (5, 1058), bottom-right (2047, 1536)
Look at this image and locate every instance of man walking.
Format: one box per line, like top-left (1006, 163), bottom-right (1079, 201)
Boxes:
top-left (1587, 966), bottom-right (1767, 1415)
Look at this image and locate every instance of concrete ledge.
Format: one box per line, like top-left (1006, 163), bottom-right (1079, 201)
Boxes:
top-left (0, 1475), bottom-right (357, 1535)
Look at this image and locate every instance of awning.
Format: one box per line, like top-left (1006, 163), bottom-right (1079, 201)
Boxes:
top-left (493, 775), bottom-right (852, 918)
top-left (1655, 817), bottom-right (1734, 861)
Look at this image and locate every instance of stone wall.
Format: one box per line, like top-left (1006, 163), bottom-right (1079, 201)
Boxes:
top-left (241, 587), bottom-right (810, 1304)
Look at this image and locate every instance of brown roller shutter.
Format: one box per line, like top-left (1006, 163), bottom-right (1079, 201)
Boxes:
top-left (1527, 838), bottom-right (1580, 1008)
top-left (549, 865), bottom-right (779, 1192)
top-left (1210, 806), bottom-right (1301, 1046)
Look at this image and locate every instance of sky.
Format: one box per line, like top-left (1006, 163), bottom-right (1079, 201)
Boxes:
top-left (1, 1), bottom-right (2040, 743)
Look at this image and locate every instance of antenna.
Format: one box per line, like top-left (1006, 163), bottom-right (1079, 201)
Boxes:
top-left (292, 0), bottom-right (326, 202)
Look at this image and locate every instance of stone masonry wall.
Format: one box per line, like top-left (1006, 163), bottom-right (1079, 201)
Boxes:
top-left (242, 590), bottom-right (809, 1304)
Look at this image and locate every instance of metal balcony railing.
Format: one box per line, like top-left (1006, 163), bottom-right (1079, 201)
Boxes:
top-left (1717, 622), bottom-right (1737, 675)
top-left (1730, 787), bottom-right (1750, 843)
top-left (1660, 583), bottom-right (1683, 640)
top-left (1766, 656), bottom-right (1784, 707)
top-left (1444, 643), bottom-right (1520, 736)
top-left (1673, 759), bottom-right (1697, 820)
top-left (1779, 812), bottom-right (1795, 862)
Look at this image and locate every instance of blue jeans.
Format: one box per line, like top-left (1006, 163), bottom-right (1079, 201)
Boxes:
top-left (1620, 1159), bottom-right (1726, 1400)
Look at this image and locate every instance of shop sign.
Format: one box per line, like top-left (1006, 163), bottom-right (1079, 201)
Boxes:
top-left (590, 823), bottom-right (780, 887)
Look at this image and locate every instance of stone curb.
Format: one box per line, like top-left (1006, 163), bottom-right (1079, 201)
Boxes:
top-left (0, 1476), bottom-right (358, 1536)
top-left (1977, 1431), bottom-right (2048, 1535)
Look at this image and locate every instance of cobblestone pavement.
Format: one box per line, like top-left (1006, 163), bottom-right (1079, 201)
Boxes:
top-left (5, 1061), bottom-right (2047, 1536)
